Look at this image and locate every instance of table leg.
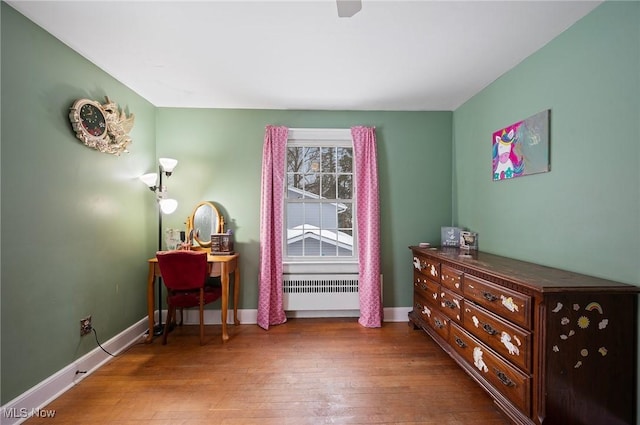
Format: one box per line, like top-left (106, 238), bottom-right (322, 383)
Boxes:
top-left (221, 262), bottom-right (229, 342)
top-left (145, 263), bottom-right (155, 343)
top-left (233, 262), bottom-right (240, 325)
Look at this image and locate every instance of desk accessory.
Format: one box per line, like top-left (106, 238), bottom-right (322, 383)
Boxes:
top-left (441, 227), bottom-right (461, 247)
top-left (211, 233), bottom-right (234, 255)
top-left (460, 231), bottom-right (478, 250)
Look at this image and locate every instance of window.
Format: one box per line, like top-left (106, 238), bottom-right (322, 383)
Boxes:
top-left (284, 129), bottom-right (357, 273)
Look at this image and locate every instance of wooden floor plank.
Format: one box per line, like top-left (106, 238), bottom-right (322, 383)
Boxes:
top-left (24, 318), bottom-right (510, 425)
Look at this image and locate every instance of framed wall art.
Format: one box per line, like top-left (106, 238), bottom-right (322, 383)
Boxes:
top-left (492, 109), bottom-right (550, 181)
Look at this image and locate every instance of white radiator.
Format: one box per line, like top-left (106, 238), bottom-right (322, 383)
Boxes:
top-left (282, 274), bottom-right (360, 311)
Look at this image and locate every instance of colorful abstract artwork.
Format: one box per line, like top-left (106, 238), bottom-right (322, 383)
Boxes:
top-left (492, 109), bottom-right (550, 181)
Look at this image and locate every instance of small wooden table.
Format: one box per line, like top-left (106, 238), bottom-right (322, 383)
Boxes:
top-left (146, 252), bottom-right (240, 343)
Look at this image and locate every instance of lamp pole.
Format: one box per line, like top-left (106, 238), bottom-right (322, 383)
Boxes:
top-left (154, 165), bottom-right (165, 336)
top-left (141, 157), bottom-right (178, 338)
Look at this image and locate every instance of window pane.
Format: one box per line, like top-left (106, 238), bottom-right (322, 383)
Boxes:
top-left (338, 229), bottom-right (353, 256)
top-left (322, 147), bottom-right (336, 173)
top-left (303, 203), bottom-right (320, 228)
top-left (337, 147), bottom-right (353, 173)
top-left (287, 147), bottom-right (303, 173)
top-left (337, 175), bottom-right (352, 199)
top-left (340, 229), bottom-right (353, 237)
top-left (320, 232), bottom-right (338, 257)
top-left (304, 173), bottom-right (320, 197)
top-left (287, 241), bottom-right (303, 257)
top-left (305, 240), bottom-right (319, 255)
top-left (321, 174), bottom-right (336, 199)
top-left (286, 204), bottom-right (303, 257)
top-left (303, 147), bottom-right (320, 173)
top-left (288, 172), bottom-right (308, 192)
top-left (338, 239), bottom-right (353, 256)
top-left (287, 174), bottom-right (304, 198)
top-left (338, 203), bottom-right (352, 229)
top-left (287, 202), bottom-right (303, 228)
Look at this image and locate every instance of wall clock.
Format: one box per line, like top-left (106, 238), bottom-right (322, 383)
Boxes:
top-left (69, 99), bottom-right (107, 140)
top-left (69, 97), bottom-right (135, 156)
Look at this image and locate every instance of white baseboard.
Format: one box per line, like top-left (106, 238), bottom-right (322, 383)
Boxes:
top-left (168, 308), bottom-right (257, 325)
top-left (285, 309), bottom-right (360, 319)
top-left (383, 307), bottom-right (413, 322)
top-left (282, 307), bottom-right (411, 321)
top-left (174, 307), bottom-right (411, 324)
top-left (0, 318), bottom-right (148, 425)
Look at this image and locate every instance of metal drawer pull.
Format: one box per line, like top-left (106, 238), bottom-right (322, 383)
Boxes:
top-left (419, 282), bottom-right (427, 290)
top-left (416, 302), bottom-right (423, 310)
top-left (496, 370), bottom-right (515, 387)
top-left (434, 318), bottom-right (444, 329)
top-left (483, 291), bottom-right (498, 302)
top-left (443, 300), bottom-right (456, 309)
top-left (482, 323), bottom-right (497, 335)
top-left (454, 337), bottom-right (466, 348)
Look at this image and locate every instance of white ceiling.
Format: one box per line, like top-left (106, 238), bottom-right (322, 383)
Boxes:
top-left (8, 0), bottom-right (602, 111)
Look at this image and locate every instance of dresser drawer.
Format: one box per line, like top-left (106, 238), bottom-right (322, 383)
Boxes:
top-left (441, 264), bottom-right (464, 294)
top-left (464, 275), bottom-right (532, 329)
top-left (414, 271), bottom-right (439, 304)
top-left (412, 255), bottom-right (440, 282)
top-left (439, 287), bottom-right (464, 323)
top-left (449, 323), bottom-right (531, 413)
top-left (414, 294), bottom-right (449, 342)
top-left (463, 302), bottom-right (531, 372)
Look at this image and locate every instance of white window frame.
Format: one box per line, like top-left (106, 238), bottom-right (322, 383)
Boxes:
top-left (283, 128), bottom-right (358, 274)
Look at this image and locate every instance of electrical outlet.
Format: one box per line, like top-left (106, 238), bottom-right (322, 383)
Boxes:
top-left (80, 316), bottom-right (92, 336)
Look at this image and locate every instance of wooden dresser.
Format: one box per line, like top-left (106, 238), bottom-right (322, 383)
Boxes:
top-left (408, 246), bottom-right (638, 425)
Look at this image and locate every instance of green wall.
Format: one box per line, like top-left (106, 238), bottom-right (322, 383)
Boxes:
top-left (452, 1), bottom-right (640, 409)
top-left (1, 4), bottom-right (157, 403)
top-left (453, 1), bottom-right (640, 286)
top-left (156, 109), bottom-right (453, 310)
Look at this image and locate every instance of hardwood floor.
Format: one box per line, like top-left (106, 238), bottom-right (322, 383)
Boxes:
top-left (26, 318), bottom-right (510, 425)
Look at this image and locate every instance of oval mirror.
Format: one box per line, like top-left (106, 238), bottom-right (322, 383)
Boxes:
top-left (186, 201), bottom-right (221, 248)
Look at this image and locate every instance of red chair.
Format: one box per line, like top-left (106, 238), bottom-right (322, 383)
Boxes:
top-left (156, 250), bottom-right (222, 345)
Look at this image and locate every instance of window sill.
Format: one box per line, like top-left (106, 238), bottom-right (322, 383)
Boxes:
top-left (284, 261), bottom-right (359, 274)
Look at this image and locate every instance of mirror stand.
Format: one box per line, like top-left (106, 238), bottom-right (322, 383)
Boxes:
top-left (185, 201), bottom-right (222, 251)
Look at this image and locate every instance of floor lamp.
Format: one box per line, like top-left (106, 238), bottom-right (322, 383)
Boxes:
top-left (140, 157), bottom-right (178, 336)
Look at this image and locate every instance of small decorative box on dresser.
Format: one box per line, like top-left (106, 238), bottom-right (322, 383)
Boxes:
top-left (409, 246), bottom-right (638, 425)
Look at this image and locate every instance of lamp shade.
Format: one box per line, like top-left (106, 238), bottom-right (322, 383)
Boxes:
top-left (140, 173), bottom-right (158, 188)
top-left (159, 158), bottom-right (178, 173)
top-left (159, 198), bottom-right (178, 214)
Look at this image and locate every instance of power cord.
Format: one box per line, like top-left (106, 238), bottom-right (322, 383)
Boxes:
top-left (74, 327), bottom-right (117, 375)
top-left (92, 327), bottom-right (115, 357)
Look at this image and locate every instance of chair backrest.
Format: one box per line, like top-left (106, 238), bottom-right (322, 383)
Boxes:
top-left (156, 251), bottom-right (208, 291)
